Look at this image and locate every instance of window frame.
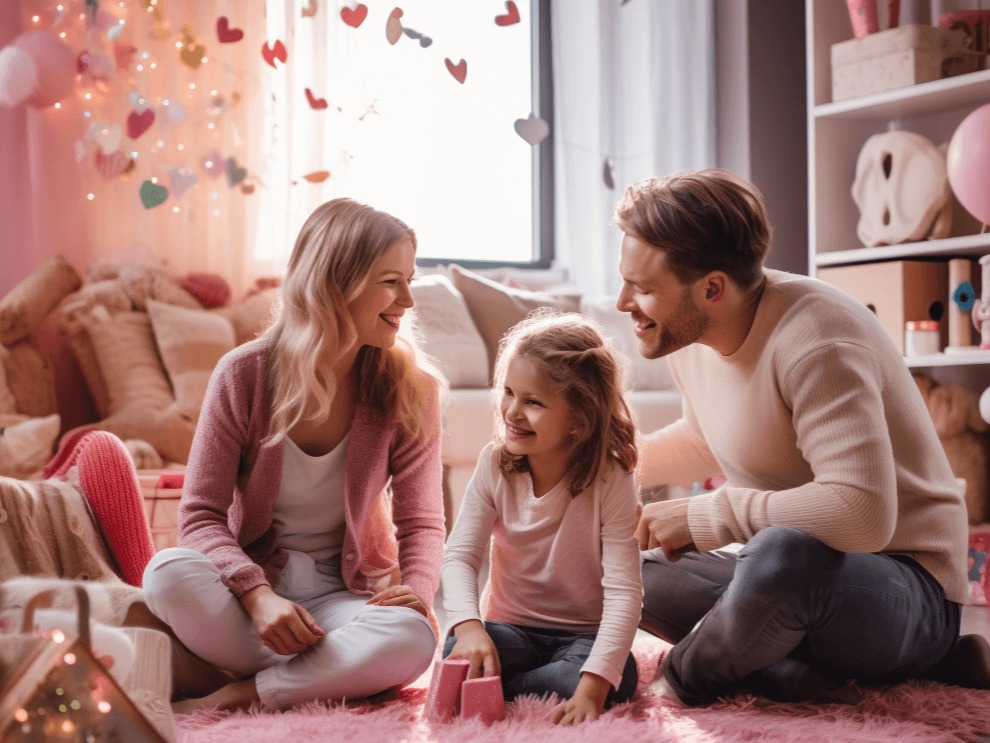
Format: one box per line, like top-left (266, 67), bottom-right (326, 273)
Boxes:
top-left (416, 0), bottom-right (554, 270)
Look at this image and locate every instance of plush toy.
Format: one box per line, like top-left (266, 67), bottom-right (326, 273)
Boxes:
top-left (914, 373), bottom-right (990, 524)
top-left (0, 255), bottom-right (82, 478)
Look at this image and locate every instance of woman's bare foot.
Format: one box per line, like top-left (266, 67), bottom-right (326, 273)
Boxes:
top-left (172, 678), bottom-right (260, 715)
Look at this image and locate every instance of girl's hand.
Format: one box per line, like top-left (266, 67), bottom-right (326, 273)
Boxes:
top-left (239, 585), bottom-right (324, 655)
top-left (551, 672), bottom-right (609, 726)
top-left (366, 584), bottom-right (428, 617)
top-left (448, 619), bottom-right (501, 679)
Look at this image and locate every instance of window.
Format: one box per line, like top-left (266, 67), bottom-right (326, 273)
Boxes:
top-left (304, 0), bottom-right (553, 268)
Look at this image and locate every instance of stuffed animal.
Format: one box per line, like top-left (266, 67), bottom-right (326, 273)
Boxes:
top-left (914, 373), bottom-right (990, 524)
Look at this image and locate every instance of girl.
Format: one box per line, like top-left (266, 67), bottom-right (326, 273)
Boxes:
top-left (441, 310), bottom-right (642, 726)
top-left (142, 198), bottom-right (446, 712)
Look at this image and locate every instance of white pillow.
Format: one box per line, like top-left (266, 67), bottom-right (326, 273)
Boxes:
top-left (410, 274), bottom-right (489, 388)
top-left (580, 297), bottom-right (675, 392)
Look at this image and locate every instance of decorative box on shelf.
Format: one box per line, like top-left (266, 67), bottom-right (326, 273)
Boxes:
top-left (136, 471), bottom-right (184, 552)
top-left (818, 260), bottom-right (948, 354)
top-left (831, 24), bottom-right (975, 102)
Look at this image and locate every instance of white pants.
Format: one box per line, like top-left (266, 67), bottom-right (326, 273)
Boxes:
top-left (142, 547), bottom-right (436, 709)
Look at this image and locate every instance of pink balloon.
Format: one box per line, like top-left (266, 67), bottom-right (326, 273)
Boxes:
top-left (947, 103), bottom-right (990, 225)
top-left (11, 30), bottom-right (74, 109)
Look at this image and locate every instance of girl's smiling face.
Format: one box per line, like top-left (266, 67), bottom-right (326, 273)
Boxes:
top-left (499, 353), bottom-right (574, 469)
top-left (347, 236), bottom-right (416, 350)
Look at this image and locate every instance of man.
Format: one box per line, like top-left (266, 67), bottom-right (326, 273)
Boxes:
top-left (613, 168), bottom-right (990, 705)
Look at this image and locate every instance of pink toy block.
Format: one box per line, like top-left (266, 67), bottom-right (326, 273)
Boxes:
top-left (460, 675), bottom-right (505, 724)
top-left (424, 658), bottom-right (470, 722)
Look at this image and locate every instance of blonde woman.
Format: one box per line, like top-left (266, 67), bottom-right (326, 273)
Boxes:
top-left (143, 199), bottom-right (446, 712)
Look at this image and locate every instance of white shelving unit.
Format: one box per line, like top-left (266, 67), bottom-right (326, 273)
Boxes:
top-left (806, 0), bottom-right (990, 386)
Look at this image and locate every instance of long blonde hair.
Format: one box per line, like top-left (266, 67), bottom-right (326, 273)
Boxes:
top-left (492, 310), bottom-right (638, 496)
top-left (263, 198), bottom-right (440, 444)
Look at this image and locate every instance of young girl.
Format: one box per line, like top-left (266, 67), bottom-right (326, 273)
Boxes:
top-left (441, 311), bottom-right (642, 726)
top-left (142, 198), bottom-right (446, 712)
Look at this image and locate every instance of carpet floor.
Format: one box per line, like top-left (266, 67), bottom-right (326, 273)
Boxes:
top-left (175, 637), bottom-right (990, 743)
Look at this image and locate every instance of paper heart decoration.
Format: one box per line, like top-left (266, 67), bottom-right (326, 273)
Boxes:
top-left (201, 150), bottom-right (224, 179)
top-left (305, 87), bottom-right (328, 110)
top-left (495, 1), bottom-right (521, 26)
top-left (302, 0), bottom-right (319, 17)
top-left (113, 41), bottom-right (137, 71)
top-left (341, 4), bottom-right (368, 28)
top-left (386, 8), bottom-right (403, 45)
top-left (261, 39), bottom-right (287, 68)
top-left (89, 122), bottom-right (123, 155)
top-left (445, 58), bottom-right (467, 84)
top-left (139, 180), bottom-right (168, 209)
top-left (513, 113), bottom-right (549, 144)
top-left (240, 182), bottom-right (256, 194)
top-left (403, 28), bottom-right (433, 47)
top-left (126, 108), bottom-right (155, 139)
top-left (180, 26), bottom-right (206, 69)
top-left (226, 156), bottom-right (247, 187)
top-left (169, 167), bottom-right (198, 198)
top-left (216, 16), bottom-right (244, 43)
top-left (95, 149), bottom-right (128, 180)
top-left (160, 100), bottom-right (188, 125)
top-left (303, 170), bottom-right (330, 183)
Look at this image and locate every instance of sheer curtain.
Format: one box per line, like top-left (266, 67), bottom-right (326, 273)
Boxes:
top-left (551, 0), bottom-right (716, 298)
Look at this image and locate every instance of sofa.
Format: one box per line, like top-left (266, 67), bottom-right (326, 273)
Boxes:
top-left (1, 258), bottom-right (683, 522)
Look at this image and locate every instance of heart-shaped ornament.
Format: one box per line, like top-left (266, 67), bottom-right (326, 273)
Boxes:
top-left (341, 4), bottom-right (368, 28)
top-left (305, 88), bottom-right (328, 110)
top-left (226, 157), bottom-right (247, 187)
top-left (217, 16), bottom-right (244, 43)
top-left (140, 180), bottom-right (169, 209)
top-left (445, 58), bottom-right (467, 84)
top-left (514, 113), bottom-right (549, 144)
top-left (303, 170), bottom-right (331, 183)
top-left (95, 150), bottom-right (128, 180)
top-left (126, 108), bottom-right (155, 139)
top-left (89, 122), bottom-right (123, 154)
top-left (386, 8), bottom-right (403, 45)
top-left (201, 150), bottom-right (225, 179)
top-left (180, 27), bottom-right (206, 69)
top-left (495, 1), bottom-right (521, 26)
top-left (261, 39), bottom-right (287, 68)
top-left (113, 41), bottom-right (137, 71)
top-left (127, 90), bottom-right (149, 113)
top-left (160, 100), bottom-right (188, 125)
top-left (169, 167), bottom-right (199, 198)
top-left (302, 0), bottom-right (318, 17)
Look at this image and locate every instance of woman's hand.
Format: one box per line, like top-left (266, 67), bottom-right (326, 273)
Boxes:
top-left (447, 619), bottom-right (500, 679)
top-left (239, 585), bottom-right (324, 655)
top-left (366, 584), bottom-right (428, 617)
top-left (551, 672), bottom-right (610, 726)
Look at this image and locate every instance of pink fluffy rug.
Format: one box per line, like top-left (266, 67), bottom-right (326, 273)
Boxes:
top-left (175, 637), bottom-right (990, 743)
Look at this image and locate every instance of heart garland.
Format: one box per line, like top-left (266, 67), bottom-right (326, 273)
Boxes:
top-left (261, 39), bottom-right (287, 68)
top-left (445, 58), bottom-right (467, 84)
top-left (216, 16), bottom-right (244, 43)
top-left (140, 180), bottom-right (169, 209)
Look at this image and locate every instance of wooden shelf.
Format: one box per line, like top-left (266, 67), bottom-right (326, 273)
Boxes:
top-left (814, 69), bottom-right (990, 122)
top-left (815, 233), bottom-right (990, 267)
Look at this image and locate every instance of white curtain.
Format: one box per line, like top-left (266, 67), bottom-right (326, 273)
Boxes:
top-left (551, 0), bottom-right (717, 298)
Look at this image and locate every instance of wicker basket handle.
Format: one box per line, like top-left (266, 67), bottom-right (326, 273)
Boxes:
top-left (19, 585), bottom-right (92, 649)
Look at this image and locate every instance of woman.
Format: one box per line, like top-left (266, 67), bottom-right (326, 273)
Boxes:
top-left (143, 198), bottom-right (446, 712)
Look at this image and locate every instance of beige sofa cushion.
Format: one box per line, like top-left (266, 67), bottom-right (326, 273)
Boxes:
top-left (410, 275), bottom-right (489, 388)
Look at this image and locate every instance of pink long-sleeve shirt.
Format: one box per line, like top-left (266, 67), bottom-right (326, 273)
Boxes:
top-left (441, 443), bottom-right (643, 690)
top-left (178, 339), bottom-right (446, 608)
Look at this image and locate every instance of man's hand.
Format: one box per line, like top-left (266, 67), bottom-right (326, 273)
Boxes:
top-left (446, 619), bottom-right (501, 679)
top-left (366, 584), bottom-right (429, 617)
top-left (551, 672), bottom-right (610, 726)
top-left (240, 585), bottom-right (324, 655)
top-left (636, 498), bottom-right (695, 561)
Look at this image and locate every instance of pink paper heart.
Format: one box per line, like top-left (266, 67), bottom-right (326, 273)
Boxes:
top-left (169, 167), bottom-right (199, 198)
top-left (513, 113), bottom-right (549, 144)
top-left (445, 58), bottom-right (467, 84)
top-left (95, 150), bottom-right (128, 180)
top-left (201, 150), bottom-right (224, 179)
top-left (127, 108), bottom-right (155, 139)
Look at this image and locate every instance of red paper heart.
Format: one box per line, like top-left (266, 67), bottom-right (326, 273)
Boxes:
top-left (217, 16), bottom-right (244, 43)
top-left (95, 150), bottom-right (128, 180)
top-left (341, 4), bottom-right (368, 28)
top-left (445, 58), bottom-right (467, 84)
top-left (126, 108), bottom-right (155, 139)
top-left (305, 87), bottom-right (328, 110)
top-left (495, 0), bottom-right (520, 26)
top-left (261, 39), bottom-right (288, 68)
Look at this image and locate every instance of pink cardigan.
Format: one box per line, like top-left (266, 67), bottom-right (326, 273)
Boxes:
top-left (178, 340), bottom-right (446, 608)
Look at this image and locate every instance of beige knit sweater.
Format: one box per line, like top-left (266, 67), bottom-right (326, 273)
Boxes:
top-left (639, 270), bottom-right (969, 604)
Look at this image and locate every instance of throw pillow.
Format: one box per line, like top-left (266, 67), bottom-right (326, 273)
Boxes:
top-left (0, 254), bottom-right (82, 345)
top-left (449, 265), bottom-right (581, 375)
top-left (147, 300), bottom-right (235, 422)
top-left (0, 413), bottom-right (60, 479)
top-left (410, 274), bottom-right (489, 388)
top-left (214, 287), bottom-right (278, 346)
top-left (580, 297), bottom-right (675, 392)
